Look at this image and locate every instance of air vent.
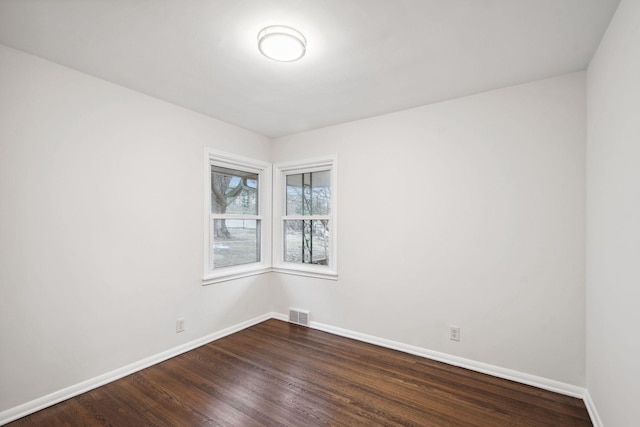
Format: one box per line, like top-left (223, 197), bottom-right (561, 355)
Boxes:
top-left (289, 308), bottom-right (310, 326)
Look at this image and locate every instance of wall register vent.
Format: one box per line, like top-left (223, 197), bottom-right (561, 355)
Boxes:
top-left (289, 308), bottom-right (310, 326)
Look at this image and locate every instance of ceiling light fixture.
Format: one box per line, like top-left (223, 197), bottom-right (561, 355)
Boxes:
top-left (257, 25), bottom-right (306, 62)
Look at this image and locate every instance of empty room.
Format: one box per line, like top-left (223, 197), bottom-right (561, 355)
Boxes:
top-left (0, 0), bottom-right (638, 426)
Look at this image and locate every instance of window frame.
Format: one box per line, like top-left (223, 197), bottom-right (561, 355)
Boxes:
top-left (273, 156), bottom-right (338, 280)
top-left (203, 149), bottom-right (271, 285)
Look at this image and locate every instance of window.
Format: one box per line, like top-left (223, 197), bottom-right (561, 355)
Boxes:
top-left (274, 157), bottom-right (337, 279)
top-left (203, 150), bottom-right (271, 284)
top-left (203, 151), bottom-right (336, 283)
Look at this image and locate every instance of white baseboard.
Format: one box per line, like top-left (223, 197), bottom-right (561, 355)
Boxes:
top-left (273, 312), bottom-right (602, 425)
top-left (271, 313), bottom-right (586, 397)
top-left (583, 390), bottom-right (603, 427)
top-left (0, 313), bottom-right (272, 426)
top-left (1, 312), bottom-right (600, 427)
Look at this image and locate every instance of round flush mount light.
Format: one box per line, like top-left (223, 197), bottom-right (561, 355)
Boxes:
top-left (257, 25), bottom-right (306, 62)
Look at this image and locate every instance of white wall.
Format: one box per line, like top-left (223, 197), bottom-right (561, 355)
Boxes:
top-left (0, 44), bottom-right (272, 412)
top-left (586, 0), bottom-right (640, 425)
top-left (272, 73), bottom-right (586, 386)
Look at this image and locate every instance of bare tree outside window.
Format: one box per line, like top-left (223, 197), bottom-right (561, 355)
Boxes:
top-left (284, 170), bottom-right (331, 265)
top-left (211, 165), bottom-right (260, 268)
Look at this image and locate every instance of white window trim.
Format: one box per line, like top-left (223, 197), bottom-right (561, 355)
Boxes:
top-left (273, 156), bottom-right (338, 280)
top-left (203, 149), bottom-right (271, 285)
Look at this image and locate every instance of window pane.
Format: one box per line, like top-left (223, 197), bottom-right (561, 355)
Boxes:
top-left (211, 165), bottom-right (258, 215)
top-left (286, 170), bottom-right (330, 216)
top-left (213, 219), bottom-right (260, 268)
top-left (284, 220), bottom-right (329, 265)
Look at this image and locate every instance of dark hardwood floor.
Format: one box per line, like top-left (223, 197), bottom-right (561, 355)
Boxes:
top-left (8, 319), bottom-right (591, 426)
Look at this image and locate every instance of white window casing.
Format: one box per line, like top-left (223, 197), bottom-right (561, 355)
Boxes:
top-left (273, 156), bottom-right (338, 280)
top-left (203, 149), bottom-right (271, 285)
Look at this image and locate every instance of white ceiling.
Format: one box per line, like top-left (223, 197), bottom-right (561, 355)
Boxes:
top-left (0, 0), bottom-right (620, 138)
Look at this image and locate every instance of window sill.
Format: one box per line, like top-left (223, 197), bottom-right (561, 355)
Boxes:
top-left (202, 265), bottom-right (271, 285)
top-left (271, 264), bottom-right (338, 281)
top-left (203, 264), bottom-right (338, 285)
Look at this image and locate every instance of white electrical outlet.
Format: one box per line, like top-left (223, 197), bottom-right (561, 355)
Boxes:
top-left (176, 318), bottom-right (185, 333)
top-left (450, 326), bottom-right (460, 342)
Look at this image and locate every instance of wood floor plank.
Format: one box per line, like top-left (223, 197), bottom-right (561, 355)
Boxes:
top-left (7, 319), bottom-right (592, 426)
